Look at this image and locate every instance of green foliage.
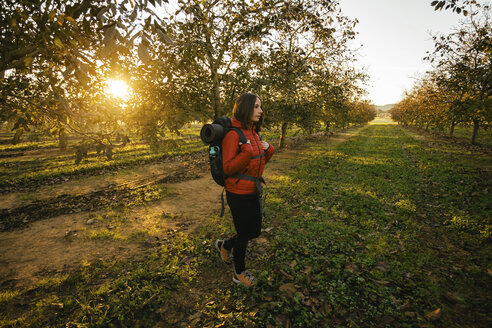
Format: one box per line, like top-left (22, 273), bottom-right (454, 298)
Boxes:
top-left (0, 0), bottom-right (169, 148)
top-left (431, 0), bottom-right (474, 15)
top-left (393, 3), bottom-right (491, 144)
top-left (2, 0), bottom-right (374, 150)
top-left (255, 0), bottom-right (372, 144)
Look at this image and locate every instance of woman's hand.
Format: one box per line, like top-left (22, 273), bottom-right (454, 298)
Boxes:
top-left (260, 141), bottom-right (270, 150)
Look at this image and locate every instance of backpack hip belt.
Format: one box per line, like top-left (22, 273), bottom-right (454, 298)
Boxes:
top-left (220, 174), bottom-right (267, 218)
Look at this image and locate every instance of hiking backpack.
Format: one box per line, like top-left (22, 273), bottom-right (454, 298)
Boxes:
top-left (200, 116), bottom-right (248, 186)
top-left (200, 116), bottom-right (267, 217)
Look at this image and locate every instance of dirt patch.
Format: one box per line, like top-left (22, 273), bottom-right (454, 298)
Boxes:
top-left (0, 128), bottom-right (363, 288)
top-left (0, 211), bottom-right (141, 288)
top-left (0, 162), bottom-right (204, 231)
top-left (0, 153), bottom-right (206, 210)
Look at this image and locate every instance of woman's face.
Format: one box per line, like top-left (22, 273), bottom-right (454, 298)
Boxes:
top-left (250, 98), bottom-right (263, 123)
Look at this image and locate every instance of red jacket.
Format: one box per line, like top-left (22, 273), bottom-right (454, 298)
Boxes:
top-left (222, 118), bottom-right (275, 194)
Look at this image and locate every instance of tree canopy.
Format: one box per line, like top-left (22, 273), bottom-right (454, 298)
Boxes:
top-left (391, 2), bottom-right (491, 144)
top-left (1, 0), bottom-right (375, 150)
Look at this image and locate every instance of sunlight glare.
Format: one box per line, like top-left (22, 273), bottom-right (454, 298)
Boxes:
top-left (106, 79), bottom-right (130, 99)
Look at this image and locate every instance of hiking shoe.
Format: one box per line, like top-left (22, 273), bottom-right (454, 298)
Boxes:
top-left (233, 270), bottom-right (256, 288)
top-left (215, 240), bottom-right (232, 265)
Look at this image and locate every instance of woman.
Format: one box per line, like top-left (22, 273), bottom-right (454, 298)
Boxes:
top-left (215, 93), bottom-right (275, 287)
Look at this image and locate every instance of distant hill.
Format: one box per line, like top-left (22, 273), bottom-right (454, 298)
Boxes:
top-left (375, 104), bottom-right (395, 112)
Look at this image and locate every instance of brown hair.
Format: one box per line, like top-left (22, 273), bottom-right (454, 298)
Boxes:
top-left (232, 93), bottom-right (263, 130)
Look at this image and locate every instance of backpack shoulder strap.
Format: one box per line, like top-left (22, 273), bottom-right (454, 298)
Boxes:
top-left (230, 127), bottom-right (248, 144)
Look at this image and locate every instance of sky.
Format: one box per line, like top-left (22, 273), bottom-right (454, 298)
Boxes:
top-left (339, 0), bottom-right (466, 106)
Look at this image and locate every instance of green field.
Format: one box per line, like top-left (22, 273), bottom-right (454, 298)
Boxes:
top-left (0, 124), bottom-right (490, 327)
top-left (0, 127), bottom-right (291, 192)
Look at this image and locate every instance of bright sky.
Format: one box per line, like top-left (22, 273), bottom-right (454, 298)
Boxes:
top-left (340, 0), bottom-right (465, 106)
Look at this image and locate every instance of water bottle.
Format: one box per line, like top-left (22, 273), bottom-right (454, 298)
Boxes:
top-left (209, 146), bottom-right (218, 159)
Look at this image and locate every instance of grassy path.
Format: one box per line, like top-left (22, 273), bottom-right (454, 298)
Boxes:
top-left (1, 124), bottom-right (490, 327)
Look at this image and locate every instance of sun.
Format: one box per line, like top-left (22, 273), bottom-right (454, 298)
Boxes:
top-left (106, 79), bottom-right (130, 99)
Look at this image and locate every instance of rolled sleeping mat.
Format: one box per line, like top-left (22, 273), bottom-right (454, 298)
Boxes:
top-left (200, 123), bottom-right (225, 145)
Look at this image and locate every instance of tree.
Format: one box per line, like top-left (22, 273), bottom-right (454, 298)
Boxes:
top-left (0, 0), bottom-right (170, 146)
top-left (258, 0), bottom-right (359, 147)
top-left (427, 2), bottom-right (491, 143)
top-left (430, 0), bottom-right (479, 15)
top-left (162, 0), bottom-right (287, 120)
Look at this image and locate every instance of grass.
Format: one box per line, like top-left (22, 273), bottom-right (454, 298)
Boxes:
top-left (1, 124), bottom-right (490, 327)
top-left (452, 126), bottom-right (492, 146)
top-left (0, 139), bottom-right (207, 191)
top-left (0, 140), bottom-right (59, 152)
top-left (195, 124), bottom-right (491, 327)
top-left (0, 229), bottom-right (207, 327)
top-left (253, 125), bottom-right (490, 326)
top-left (410, 124), bottom-right (492, 148)
top-left (0, 126), bottom-right (291, 192)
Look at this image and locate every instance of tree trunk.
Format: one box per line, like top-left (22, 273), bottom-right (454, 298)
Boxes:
top-left (12, 128), bottom-right (23, 144)
top-left (324, 121), bottom-right (331, 135)
top-left (59, 128), bottom-right (68, 150)
top-left (279, 122), bottom-right (288, 149)
top-left (450, 120), bottom-right (456, 136)
top-left (471, 119), bottom-right (479, 145)
top-left (211, 69), bottom-right (221, 119)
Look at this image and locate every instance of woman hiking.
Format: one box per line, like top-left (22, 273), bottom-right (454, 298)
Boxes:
top-left (215, 92), bottom-right (275, 288)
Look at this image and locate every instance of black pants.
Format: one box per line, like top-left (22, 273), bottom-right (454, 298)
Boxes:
top-left (223, 191), bottom-right (262, 274)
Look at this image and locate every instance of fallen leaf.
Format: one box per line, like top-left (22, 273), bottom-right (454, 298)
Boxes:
top-left (188, 312), bottom-right (201, 326)
top-left (279, 283), bottom-right (297, 296)
top-left (404, 311), bottom-right (416, 317)
top-left (377, 315), bottom-right (395, 325)
top-left (369, 278), bottom-right (390, 285)
top-left (256, 237), bottom-right (269, 246)
top-left (425, 308), bottom-right (441, 321)
top-left (442, 291), bottom-right (463, 303)
top-left (401, 302), bottom-right (412, 310)
top-left (280, 269), bottom-right (294, 280)
top-left (289, 260), bottom-right (297, 268)
top-left (345, 263), bottom-right (359, 273)
top-left (275, 314), bottom-right (289, 327)
top-left (389, 295), bottom-right (399, 304)
top-left (376, 262), bottom-right (390, 272)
